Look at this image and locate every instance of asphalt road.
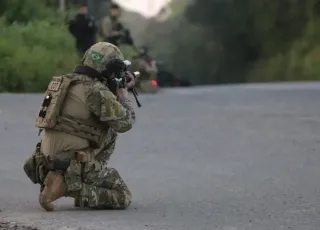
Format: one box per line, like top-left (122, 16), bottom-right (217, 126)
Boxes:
top-left (1, 83), bottom-right (320, 230)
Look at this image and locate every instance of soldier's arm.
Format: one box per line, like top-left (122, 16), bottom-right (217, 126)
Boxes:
top-left (68, 16), bottom-right (78, 37)
top-left (88, 16), bottom-right (97, 34)
top-left (101, 17), bottom-right (123, 37)
top-left (101, 17), bottom-right (111, 37)
top-left (87, 87), bottom-right (136, 133)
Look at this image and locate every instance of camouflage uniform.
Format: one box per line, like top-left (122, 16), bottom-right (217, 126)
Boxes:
top-left (23, 42), bottom-right (135, 211)
top-left (100, 15), bottom-right (124, 46)
top-left (131, 57), bottom-right (158, 81)
top-left (130, 55), bottom-right (159, 93)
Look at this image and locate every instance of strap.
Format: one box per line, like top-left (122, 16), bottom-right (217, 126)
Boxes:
top-left (73, 65), bottom-right (101, 80)
top-left (58, 114), bottom-right (102, 131)
top-left (46, 150), bottom-right (92, 171)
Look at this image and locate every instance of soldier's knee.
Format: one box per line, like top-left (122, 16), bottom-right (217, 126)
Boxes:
top-left (98, 167), bottom-right (132, 209)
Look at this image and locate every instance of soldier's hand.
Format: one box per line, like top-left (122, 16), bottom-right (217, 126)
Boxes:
top-left (116, 88), bottom-right (129, 101)
top-left (125, 71), bottom-right (135, 89)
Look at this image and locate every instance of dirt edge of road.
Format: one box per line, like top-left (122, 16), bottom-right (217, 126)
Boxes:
top-left (0, 220), bottom-right (39, 230)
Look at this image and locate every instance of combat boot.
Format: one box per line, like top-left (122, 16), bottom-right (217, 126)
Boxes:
top-left (39, 171), bottom-right (67, 211)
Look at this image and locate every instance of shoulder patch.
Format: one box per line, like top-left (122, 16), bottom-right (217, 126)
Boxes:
top-left (48, 76), bottom-right (62, 91)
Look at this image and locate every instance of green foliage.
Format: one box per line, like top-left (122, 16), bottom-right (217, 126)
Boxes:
top-left (118, 44), bottom-right (139, 60)
top-left (2, 0), bottom-right (320, 92)
top-left (249, 18), bottom-right (320, 82)
top-left (1, 0), bottom-right (56, 24)
top-left (142, 0), bottom-right (320, 84)
top-left (0, 18), bottom-right (79, 92)
top-left (0, 0), bottom-right (79, 92)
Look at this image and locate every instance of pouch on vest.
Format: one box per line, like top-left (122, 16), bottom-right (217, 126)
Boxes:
top-left (23, 154), bottom-right (38, 184)
top-left (23, 142), bottom-right (49, 184)
top-left (36, 75), bottom-right (74, 129)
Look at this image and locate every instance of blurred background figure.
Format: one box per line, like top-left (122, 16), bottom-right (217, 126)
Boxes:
top-left (68, 3), bottom-right (97, 57)
top-left (136, 46), bottom-right (154, 64)
top-left (117, 29), bottom-right (138, 60)
top-left (100, 2), bottom-right (126, 46)
top-left (131, 45), bottom-right (158, 87)
top-left (118, 29), bottom-right (134, 46)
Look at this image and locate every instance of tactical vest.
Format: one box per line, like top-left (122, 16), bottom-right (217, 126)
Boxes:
top-left (36, 74), bottom-right (104, 147)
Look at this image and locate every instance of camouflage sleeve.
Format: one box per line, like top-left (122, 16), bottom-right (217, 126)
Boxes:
top-left (101, 17), bottom-right (112, 37)
top-left (101, 17), bottom-right (121, 37)
top-left (87, 86), bottom-right (136, 133)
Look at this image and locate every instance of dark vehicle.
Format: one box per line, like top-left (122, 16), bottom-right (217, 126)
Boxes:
top-left (156, 61), bottom-right (192, 87)
top-left (130, 45), bottom-right (192, 90)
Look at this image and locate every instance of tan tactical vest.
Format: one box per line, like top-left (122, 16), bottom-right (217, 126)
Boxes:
top-left (36, 74), bottom-right (104, 147)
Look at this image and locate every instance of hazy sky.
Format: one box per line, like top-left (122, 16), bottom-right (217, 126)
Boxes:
top-left (114, 0), bottom-right (171, 17)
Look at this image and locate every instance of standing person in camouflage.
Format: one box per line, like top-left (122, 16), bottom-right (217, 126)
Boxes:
top-left (100, 3), bottom-right (125, 46)
top-left (130, 46), bottom-right (159, 92)
top-left (23, 42), bottom-right (136, 211)
top-left (132, 46), bottom-right (158, 82)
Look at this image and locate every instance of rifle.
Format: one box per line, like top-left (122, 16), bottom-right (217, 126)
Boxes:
top-left (73, 59), bottom-right (142, 107)
top-left (124, 60), bottom-right (141, 107)
top-left (103, 59), bottom-right (142, 107)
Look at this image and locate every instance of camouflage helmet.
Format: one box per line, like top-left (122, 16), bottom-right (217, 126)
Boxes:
top-left (82, 42), bottom-right (124, 73)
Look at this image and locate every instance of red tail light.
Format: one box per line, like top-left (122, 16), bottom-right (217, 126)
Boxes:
top-left (152, 80), bottom-right (158, 86)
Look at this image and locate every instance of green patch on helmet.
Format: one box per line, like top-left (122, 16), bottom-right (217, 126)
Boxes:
top-left (89, 50), bottom-right (104, 63)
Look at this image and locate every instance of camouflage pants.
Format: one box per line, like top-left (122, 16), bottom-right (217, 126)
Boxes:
top-left (76, 166), bottom-right (132, 209)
